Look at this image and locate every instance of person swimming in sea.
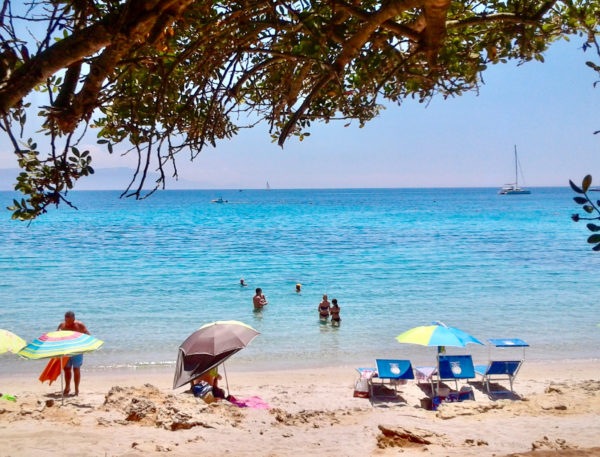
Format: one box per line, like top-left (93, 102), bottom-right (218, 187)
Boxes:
top-left (317, 294), bottom-right (330, 321)
top-left (296, 283), bottom-right (301, 293)
top-left (240, 278), bottom-right (247, 287)
top-left (330, 298), bottom-right (341, 326)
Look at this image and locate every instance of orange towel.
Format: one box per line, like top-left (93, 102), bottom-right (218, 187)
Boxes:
top-left (39, 357), bottom-right (68, 385)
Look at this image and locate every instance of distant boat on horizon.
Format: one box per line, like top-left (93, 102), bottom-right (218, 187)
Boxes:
top-left (211, 197), bottom-right (228, 204)
top-left (266, 181), bottom-right (271, 191)
top-left (499, 145), bottom-right (531, 195)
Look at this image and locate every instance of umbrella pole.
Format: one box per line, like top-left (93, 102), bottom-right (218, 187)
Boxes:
top-left (222, 362), bottom-right (230, 397)
top-left (60, 363), bottom-right (64, 406)
top-left (434, 346), bottom-right (445, 396)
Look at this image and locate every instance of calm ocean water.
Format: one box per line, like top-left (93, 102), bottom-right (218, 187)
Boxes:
top-left (0, 188), bottom-right (598, 374)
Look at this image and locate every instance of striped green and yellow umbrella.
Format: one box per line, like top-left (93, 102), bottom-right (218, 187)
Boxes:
top-left (18, 331), bottom-right (103, 404)
top-left (396, 321), bottom-right (483, 348)
top-left (18, 331), bottom-right (103, 360)
top-left (0, 329), bottom-right (26, 354)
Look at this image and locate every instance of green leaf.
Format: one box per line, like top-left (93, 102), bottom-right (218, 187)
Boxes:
top-left (593, 244), bottom-right (600, 252)
top-left (583, 205), bottom-right (594, 213)
top-left (582, 175), bottom-right (592, 193)
top-left (587, 234), bottom-right (600, 244)
top-left (573, 197), bottom-right (587, 205)
top-left (586, 223), bottom-right (600, 232)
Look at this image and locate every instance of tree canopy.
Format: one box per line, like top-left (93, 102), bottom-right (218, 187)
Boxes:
top-left (0, 0), bottom-right (598, 219)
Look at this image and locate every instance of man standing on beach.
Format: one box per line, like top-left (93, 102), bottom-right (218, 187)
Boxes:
top-left (57, 311), bottom-right (89, 396)
top-left (253, 288), bottom-right (268, 310)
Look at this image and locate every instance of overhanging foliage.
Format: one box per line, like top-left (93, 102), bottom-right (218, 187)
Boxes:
top-left (0, 0), bottom-right (598, 219)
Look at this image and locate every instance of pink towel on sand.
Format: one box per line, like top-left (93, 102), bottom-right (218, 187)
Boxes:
top-left (229, 396), bottom-right (271, 409)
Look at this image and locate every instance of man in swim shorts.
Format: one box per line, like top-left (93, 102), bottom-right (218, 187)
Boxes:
top-left (57, 311), bottom-right (89, 396)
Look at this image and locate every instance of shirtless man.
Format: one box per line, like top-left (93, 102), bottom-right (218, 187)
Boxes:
top-left (253, 288), bottom-right (268, 310)
top-left (57, 311), bottom-right (89, 396)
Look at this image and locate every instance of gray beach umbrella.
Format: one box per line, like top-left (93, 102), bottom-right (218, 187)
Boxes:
top-left (173, 320), bottom-right (259, 389)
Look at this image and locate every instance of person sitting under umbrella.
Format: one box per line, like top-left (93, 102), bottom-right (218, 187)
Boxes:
top-left (192, 367), bottom-right (227, 400)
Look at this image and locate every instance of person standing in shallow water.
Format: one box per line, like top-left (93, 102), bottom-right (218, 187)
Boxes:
top-left (57, 311), bottom-right (89, 396)
top-left (318, 294), bottom-right (330, 321)
top-left (330, 298), bottom-right (341, 326)
top-left (253, 288), bottom-right (268, 310)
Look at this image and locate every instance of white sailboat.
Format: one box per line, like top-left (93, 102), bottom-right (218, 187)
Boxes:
top-left (266, 181), bottom-right (271, 191)
top-left (499, 146), bottom-right (531, 195)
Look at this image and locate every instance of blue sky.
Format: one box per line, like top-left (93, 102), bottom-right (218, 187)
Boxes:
top-left (0, 37), bottom-right (599, 190)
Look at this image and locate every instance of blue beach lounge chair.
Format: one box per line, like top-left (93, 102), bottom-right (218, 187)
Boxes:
top-left (437, 354), bottom-right (476, 391)
top-left (355, 361), bottom-right (414, 401)
top-left (375, 359), bottom-right (414, 386)
top-left (474, 338), bottom-right (528, 394)
top-left (371, 359), bottom-right (414, 398)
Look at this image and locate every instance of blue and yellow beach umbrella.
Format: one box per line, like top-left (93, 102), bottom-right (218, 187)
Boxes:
top-left (396, 321), bottom-right (483, 348)
top-left (18, 331), bottom-right (103, 360)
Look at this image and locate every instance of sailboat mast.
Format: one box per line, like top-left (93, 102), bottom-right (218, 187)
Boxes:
top-left (514, 145), bottom-right (518, 187)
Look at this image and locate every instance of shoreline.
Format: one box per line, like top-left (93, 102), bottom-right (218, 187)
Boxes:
top-left (4, 354), bottom-right (600, 378)
top-left (0, 359), bottom-right (599, 456)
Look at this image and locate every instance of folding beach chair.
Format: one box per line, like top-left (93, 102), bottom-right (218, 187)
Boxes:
top-left (375, 359), bottom-right (414, 388)
top-left (474, 338), bottom-right (528, 395)
top-left (437, 354), bottom-right (476, 392)
top-left (370, 359), bottom-right (414, 400)
top-left (354, 367), bottom-right (376, 398)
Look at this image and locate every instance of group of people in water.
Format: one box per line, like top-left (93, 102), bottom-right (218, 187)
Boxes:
top-left (241, 279), bottom-right (341, 325)
top-left (317, 294), bottom-right (341, 325)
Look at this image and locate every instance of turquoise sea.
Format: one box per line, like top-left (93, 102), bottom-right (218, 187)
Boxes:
top-left (0, 188), bottom-right (599, 373)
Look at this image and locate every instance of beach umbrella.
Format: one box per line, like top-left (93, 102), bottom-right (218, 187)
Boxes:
top-left (396, 321), bottom-right (483, 394)
top-left (396, 321), bottom-right (483, 350)
top-left (0, 329), bottom-right (26, 354)
top-left (173, 320), bottom-right (259, 391)
top-left (18, 331), bottom-right (104, 404)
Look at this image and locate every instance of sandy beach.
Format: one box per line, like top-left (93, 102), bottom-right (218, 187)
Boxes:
top-left (0, 359), bottom-right (599, 456)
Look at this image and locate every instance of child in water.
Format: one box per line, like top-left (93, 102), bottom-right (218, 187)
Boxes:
top-left (330, 298), bottom-right (341, 325)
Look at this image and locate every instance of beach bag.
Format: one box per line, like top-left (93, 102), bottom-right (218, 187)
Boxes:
top-left (193, 381), bottom-right (214, 403)
top-left (353, 378), bottom-right (370, 398)
top-left (458, 386), bottom-right (474, 401)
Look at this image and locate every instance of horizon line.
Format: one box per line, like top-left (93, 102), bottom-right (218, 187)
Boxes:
top-left (0, 185), bottom-right (573, 192)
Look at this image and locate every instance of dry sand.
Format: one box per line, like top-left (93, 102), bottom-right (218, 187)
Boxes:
top-left (0, 359), bottom-right (599, 457)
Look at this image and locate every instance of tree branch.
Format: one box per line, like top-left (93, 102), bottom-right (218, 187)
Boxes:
top-left (0, 0), bottom-right (193, 115)
top-left (447, 12), bottom-right (543, 29)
